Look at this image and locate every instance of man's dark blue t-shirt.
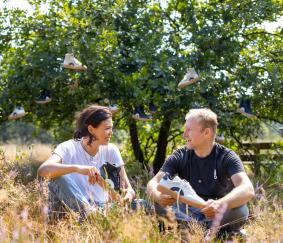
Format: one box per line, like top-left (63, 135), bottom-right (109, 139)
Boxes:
top-left (160, 143), bottom-right (245, 201)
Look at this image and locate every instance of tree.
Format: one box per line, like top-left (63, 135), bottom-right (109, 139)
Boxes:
top-left (0, 0), bottom-right (282, 173)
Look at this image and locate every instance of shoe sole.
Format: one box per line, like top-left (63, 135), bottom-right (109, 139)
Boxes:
top-left (8, 113), bottom-right (26, 120)
top-left (109, 109), bottom-right (119, 114)
top-left (178, 77), bottom-right (199, 88)
top-left (63, 64), bottom-right (87, 71)
top-left (132, 115), bottom-right (152, 121)
top-left (35, 99), bottom-right (52, 104)
top-left (157, 184), bottom-right (205, 209)
top-left (237, 109), bottom-right (256, 118)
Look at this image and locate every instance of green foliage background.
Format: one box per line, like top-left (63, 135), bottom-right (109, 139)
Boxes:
top-left (0, 0), bottom-right (282, 173)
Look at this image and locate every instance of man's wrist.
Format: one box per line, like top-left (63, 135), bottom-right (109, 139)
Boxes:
top-left (150, 189), bottom-right (161, 203)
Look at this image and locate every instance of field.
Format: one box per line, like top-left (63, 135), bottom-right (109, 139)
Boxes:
top-left (0, 144), bottom-right (282, 242)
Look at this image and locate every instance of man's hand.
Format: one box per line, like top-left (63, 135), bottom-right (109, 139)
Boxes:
top-left (201, 199), bottom-right (225, 219)
top-left (156, 193), bottom-right (176, 208)
top-left (75, 165), bottom-right (100, 185)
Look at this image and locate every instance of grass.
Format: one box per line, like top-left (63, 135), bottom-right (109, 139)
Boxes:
top-left (0, 144), bottom-right (282, 242)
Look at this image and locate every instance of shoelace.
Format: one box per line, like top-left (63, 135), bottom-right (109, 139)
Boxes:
top-left (176, 187), bottom-right (189, 218)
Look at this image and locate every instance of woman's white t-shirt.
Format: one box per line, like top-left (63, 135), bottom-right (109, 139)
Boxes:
top-left (53, 139), bottom-right (124, 203)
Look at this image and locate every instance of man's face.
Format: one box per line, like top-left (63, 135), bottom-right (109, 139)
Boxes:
top-left (183, 117), bottom-right (206, 149)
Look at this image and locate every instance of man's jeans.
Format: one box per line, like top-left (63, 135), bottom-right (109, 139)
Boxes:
top-left (154, 202), bottom-right (249, 232)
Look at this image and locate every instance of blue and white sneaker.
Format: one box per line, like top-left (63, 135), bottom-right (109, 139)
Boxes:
top-left (157, 173), bottom-right (205, 208)
top-left (108, 104), bottom-right (119, 114)
top-left (236, 99), bottom-right (256, 118)
top-left (8, 106), bottom-right (26, 120)
top-left (35, 92), bottom-right (52, 104)
top-left (100, 162), bottom-right (121, 191)
top-left (132, 106), bottom-right (152, 121)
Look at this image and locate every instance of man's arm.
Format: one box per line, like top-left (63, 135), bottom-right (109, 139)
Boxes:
top-left (219, 172), bottom-right (255, 208)
top-left (146, 171), bottom-right (176, 207)
top-left (202, 172), bottom-right (255, 218)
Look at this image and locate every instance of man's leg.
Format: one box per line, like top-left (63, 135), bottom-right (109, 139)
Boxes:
top-left (48, 175), bottom-right (92, 220)
top-left (173, 203), bottom-right (249, 233)
top-left (154, 203), bottom-right (207, 223)
top-left (219, 204), bottom-right (249, 232)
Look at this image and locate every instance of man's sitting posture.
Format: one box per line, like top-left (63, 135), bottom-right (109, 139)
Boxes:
top-left (147, 108), bottom-right (254, 235)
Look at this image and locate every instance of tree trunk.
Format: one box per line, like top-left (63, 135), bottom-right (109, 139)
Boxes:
top-left (153, 116), bottom-right (172, 174)
top-left (128, 119), bottom-right (145, 164)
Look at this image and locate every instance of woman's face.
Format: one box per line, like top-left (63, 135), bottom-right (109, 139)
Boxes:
top-left (89, 118), bottom-right (113, 145)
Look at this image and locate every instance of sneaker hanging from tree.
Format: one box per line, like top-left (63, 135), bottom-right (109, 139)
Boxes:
top-left (62, 53), bottom-right (87, 71)
top-left (8, 106), bottom-right (26, 120)
top-left (178, 68), bottom-right (200, 88)
top-left (35, 90), bottom-right (52, 104)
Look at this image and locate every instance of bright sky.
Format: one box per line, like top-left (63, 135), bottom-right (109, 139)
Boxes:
top-left (0, 0), bottom-right (282, 32)
top-left (0, 0), bottom-right (49, 14)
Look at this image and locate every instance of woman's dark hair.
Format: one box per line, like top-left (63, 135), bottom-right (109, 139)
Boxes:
top-left (73, 104), bottom-right (112, 144)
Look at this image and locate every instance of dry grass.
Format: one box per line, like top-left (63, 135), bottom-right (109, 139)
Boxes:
top-left (0, 144), bottom-right (282, 242)
top-left (0, 143), bottom-right (52, 164)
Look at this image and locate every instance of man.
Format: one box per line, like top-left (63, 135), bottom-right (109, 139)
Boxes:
top-left (147, 108), bottom-right (254, 234)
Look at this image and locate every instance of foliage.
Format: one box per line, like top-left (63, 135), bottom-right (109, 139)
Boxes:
top-left (0, 0), bottom-right (282, 171)
top-left (0, 121), bottom-right (55, 144)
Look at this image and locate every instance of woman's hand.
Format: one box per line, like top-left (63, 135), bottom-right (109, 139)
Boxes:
top-left (121, 188), bottom-right (135, 202)
top-left (75, 165), bottom-right (100, 185)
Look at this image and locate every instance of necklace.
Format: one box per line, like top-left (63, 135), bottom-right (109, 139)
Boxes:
top-left (80, 140), bottom-right (97, 164)
top-left (81, 138), bottom-right (98, 156)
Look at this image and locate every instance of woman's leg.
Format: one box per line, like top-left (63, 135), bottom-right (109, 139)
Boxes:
top-left (48, 175), bottom-right (91, 220)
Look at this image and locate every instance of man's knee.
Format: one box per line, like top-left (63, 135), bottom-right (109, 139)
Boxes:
top-left (221, 204), bottom-right (249, 231)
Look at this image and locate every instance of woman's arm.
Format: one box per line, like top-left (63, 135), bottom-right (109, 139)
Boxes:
top-left (119, 166), bottom-right (135, 202)
top-left (37, 154), bottom-right (100, 184)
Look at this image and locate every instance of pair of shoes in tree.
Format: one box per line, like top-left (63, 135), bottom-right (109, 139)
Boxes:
top-left (132, 102), bottom-right (157, 121)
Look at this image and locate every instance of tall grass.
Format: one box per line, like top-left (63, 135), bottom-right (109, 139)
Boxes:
top-left (0, 144), bottom-right (282, 242)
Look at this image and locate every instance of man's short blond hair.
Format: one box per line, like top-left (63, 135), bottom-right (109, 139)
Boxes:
top-left (185, 108), bottom-right (218, 134)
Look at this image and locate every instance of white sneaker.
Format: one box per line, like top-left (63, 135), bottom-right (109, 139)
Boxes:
top-left (157, 174), bottom-right (205, 208)
top-left (178, 68), bottom-right (199, 88)
top-left (8, 106), bottom-right (26, 120)
top-left (108, 104), bottom-right (119, 114)
top-left (62, 53), bottom-right (87, 71)
top-left (215, 134), bottom-right (225, 144)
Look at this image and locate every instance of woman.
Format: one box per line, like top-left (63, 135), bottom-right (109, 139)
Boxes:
top-left (38, 104), bottom-right (135, 220)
